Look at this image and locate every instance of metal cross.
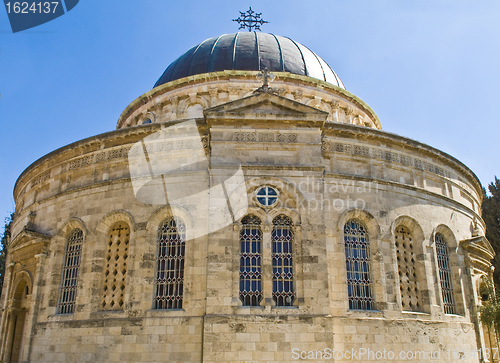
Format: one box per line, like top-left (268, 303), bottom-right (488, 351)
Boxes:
top-left (114, 224), bottom-right (127, 237)
top-left (256, 67), bottom-right (276, 91)
top-left (232, 7), bottom-right (269, 32)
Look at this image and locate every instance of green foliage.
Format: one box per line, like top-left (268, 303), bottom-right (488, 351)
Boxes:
top-left (0, 213), bottom-right (13, 296)
top-left (479, 280), bottom-right (500, 339)
top-left (482, 177), bottom-right (500, 288)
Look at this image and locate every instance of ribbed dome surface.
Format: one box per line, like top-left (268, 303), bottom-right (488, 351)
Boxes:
top-left (154, 32), bottom-right (345, 89)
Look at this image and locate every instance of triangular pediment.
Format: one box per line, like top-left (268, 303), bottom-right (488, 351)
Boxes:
top-left (205, 91), bottom-right (328, 117)
top-left (460, 235), bottom-right (495, 260)
top-left (10, 229), bottom-right (51, 252)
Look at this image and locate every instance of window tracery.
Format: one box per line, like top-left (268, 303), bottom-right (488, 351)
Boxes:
top-left (58, 228), bottom-right (83, 314)
top-left (239, 215), bottom-right (262, 306)
top-left (272, 215), bottom-right (295, 306)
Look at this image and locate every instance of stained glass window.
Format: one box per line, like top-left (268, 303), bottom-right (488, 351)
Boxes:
top-left (239, 215), bottom-right (262, 306)
top-left (272, 215), bottom-right (295, 306)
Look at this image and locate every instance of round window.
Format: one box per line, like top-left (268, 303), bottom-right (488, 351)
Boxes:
top-left (256, 186), bottom-right (278, 206)
top-left (142, 119), bottom-right (152, 125)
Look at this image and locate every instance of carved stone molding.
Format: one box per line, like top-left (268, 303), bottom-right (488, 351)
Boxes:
top-left (322, 139), bottom-right (452, 179)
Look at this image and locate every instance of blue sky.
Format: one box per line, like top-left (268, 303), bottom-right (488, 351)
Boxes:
top-left (1, 0), bottom-right (499, 229)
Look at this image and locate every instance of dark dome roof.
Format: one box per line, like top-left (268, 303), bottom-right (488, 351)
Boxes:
top-left (154, 32), bottom-right (345, 89)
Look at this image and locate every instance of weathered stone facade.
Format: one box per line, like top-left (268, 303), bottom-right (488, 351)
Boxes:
top-left (0, 38), bottom-right (496, 362)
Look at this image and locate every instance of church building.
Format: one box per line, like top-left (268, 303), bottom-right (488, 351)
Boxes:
top-left (0, 25), bottom-right (496, 362)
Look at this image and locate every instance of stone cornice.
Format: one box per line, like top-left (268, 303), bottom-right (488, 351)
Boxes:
top-left (322, 122), bottom-right (483, 200)
top-left (115, 71), bottom-right (382, 130)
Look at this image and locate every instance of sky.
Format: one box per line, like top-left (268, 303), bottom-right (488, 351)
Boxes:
top-left (0, 0), bottom-right (499, 230)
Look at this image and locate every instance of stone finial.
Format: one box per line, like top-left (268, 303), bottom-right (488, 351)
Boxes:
top-left (472, 217), bottom-right (481, 237)
top-left (254, 68), bottom-right (277, 94)
top-left (330, 101), bottom-right (340, 109)
top-left (293, 90), bottom-right (303, 102)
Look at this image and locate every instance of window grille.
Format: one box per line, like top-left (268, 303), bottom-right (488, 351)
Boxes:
top-left (435, 233), bottom-right (456, 314)
top-left (101, 222), bottom-right (129, 310)
top-left (344, 220), bottom-right (374, 310)
top-left (58, 228), bottom-right (83, 314)
top-left (154, 217), bottom-right (186, 309)
top-left (395, 226), bottom-right (422, 311)
top-left (239, 215), bottom-right (262, 306)
top-left (272, 215), bottom-right (295, 306)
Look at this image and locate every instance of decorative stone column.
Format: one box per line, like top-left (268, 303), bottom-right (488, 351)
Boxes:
top-left (21, 252), bottom-right (47, 362)
top-left (0, 262), bottom-right (16, 358)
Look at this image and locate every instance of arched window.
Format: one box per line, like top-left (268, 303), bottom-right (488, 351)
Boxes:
top-left (239, 215), bottom-right (262, 306)
top-left (101, 222), bottom-right (129, 310)
top-left (344, 220), bottom-right (374, 310)
top-left (272, 215), bottom-right (295, 306)
top-left (395, 226), bottom-right (422, 312)
top-left (435, 233), bottom-right (456, 314)
top-left (154, 217), bottom-right (186, 309)
top-left (58, 228), bottom-right (83, 314)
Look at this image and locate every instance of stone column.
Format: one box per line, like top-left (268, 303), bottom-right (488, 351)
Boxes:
top-left (262, 223), bottom-right (273, 307)
top-left (21, 252), bottom-right (47, 363)
top-left (0, 262), bottom-right (16, 358)
top-left (3, 309), bottom-right (17, 363)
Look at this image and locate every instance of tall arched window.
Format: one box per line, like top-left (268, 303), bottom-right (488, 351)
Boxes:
top-left (395, 226), bottom-right (422, 312)
top-left (101, 222), bottom-right (129, 311)
top-left (58, 228), bottom-right (83, 314)
top-left (239, 215), bottom-right (262, 306)
top-left (344, 220), bottom-right (374, 310)
top-left (154, 217), bottom-right (186, 309)
top-left (272, 215), bottom-right (295, 306)
top-left (435, 233), bottom-right (456, 314)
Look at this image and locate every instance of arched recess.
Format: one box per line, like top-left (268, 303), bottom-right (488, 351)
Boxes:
top-left (337, 209), bottom-right (380, 240)
top-left (147, 205), bottom-right (193, 310)
top-left (338, 209), bottom-right (380, 311)
top-left (10, 271), bottom-right (32, 303)
top-left (433, 224), bottom-right (464, 315)
top-left (95, 211), bottom-right (135, 312)
top-left (55, 217), bottom-right (87, 239)
top-left (147, 205), bottom-right (193, 234)
top-left (4, 271), bottom-right (32, 363)
top-left (391, 216), bottom-right (430, 313)
top-left (182, 96), bottom-right (209, 119)
top-left (49, 218), bottom-right (87, 315)
top-left (96, 210), bottom-right (135, 235)
top-left (306, 98), bottom-right (330, 113)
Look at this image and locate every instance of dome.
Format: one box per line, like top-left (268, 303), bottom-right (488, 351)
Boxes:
top-left (154, 32), bottom-right (345, 89)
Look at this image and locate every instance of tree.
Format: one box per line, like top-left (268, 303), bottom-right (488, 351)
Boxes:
top-left (482, 177), bottom-right (500, 289)
top-left (0, 213), bottom-right (13, 296)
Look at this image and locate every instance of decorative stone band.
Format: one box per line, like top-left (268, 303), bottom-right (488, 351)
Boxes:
top-left (30, 171), bottom-right (51, 188)
top-left (233, 132), bottom-right (298, 143)
top-left (23, 136), bottom-right (212, 197)
top-left (322, 139), bottom-right (451, 179)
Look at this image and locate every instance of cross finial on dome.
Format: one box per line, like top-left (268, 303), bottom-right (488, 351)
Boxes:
top-left (232, 7), bottom-right (269, 32)
top-left (254, 67), bottom-right (277, 94)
